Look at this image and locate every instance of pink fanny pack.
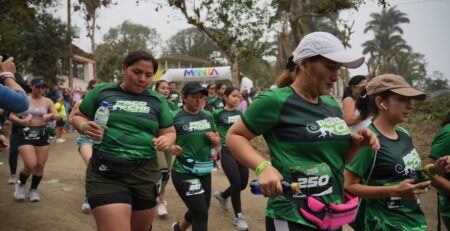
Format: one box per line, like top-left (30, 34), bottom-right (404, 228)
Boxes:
top-left (299, 191), bottom-right (359, 230)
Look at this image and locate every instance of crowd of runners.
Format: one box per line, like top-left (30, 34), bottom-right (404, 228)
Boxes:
top-left (1, 31), bottom-right (450, 231)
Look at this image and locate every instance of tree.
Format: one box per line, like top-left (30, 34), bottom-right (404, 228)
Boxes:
top-left (75, 0), bottom-right (115, 52)
top-left (167, 0), bottom-right (273, 86)
top-left (0, 0), bottom-right (68, 85)
top-left (163, 27), bottom-right (221, 61)
top-left (94, 21), bottom-right (161, 82)
top-left (389, 51), bottom-right (426, 86)
top-left (362, 6), bottom-right (411, 77)
top-left (420, 71), bottom-right (449, 93)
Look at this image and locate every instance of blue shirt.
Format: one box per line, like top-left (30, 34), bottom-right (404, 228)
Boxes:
top-left (0, 84), bottom-right (29, 113)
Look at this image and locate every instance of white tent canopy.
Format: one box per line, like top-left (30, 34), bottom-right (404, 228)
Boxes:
top-left (160, 66), bottom-right (232, 82)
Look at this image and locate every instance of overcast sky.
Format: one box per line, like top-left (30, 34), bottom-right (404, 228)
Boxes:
top-left (52, 0), bottom-right (450, 80)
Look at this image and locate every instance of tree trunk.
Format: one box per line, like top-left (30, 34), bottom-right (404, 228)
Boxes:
top-left (289, 0), bottom-right (303, 44)
top-left (90, 14), bottom-right (96, 52)
top-left (230, 56), bottom-right (240, 88)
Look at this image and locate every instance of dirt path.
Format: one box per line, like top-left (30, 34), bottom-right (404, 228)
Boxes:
top-left (0, 132), bottom-right (444, 230)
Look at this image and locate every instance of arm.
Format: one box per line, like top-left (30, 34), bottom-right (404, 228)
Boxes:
top-left (72, 109), bottom-right (103, 140)
top-left (227, 118), bottom-right (283, 197)
top-left (346, 128), bottom-right (380, 163)
top-left (9, 112), bottom-right (31, 127)
top-left (342, 97), bottom-right (361, 126)
top-left (423, 157), bottom-right (450, 196)
top-left (344, 169), bottom-right (430, 200)
top-left (153, 126), bottom-right (176, 151)
top-left (44, 99), bottom-right (60, 122)
top-left (205, 131), bottom-right (220, 147)
top-left (69, 101), bottom-right (81, 124)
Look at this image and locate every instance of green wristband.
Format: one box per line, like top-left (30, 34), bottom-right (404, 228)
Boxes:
top-left (255, 160), bottom-right (272, 176)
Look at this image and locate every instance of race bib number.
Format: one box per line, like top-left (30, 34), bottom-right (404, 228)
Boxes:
top-left (290, 163), bottom-right (333, 197)
top-left (183, 178), bottom-right (204, 196)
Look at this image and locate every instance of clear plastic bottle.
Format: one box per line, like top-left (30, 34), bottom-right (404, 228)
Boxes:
top-left (92, 101), bottom-right (109, 144)
top-left (249, 179), bottom-right (301, 195)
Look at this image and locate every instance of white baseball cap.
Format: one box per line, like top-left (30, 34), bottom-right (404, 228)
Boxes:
top-left (292, 32), bottom-right (365, 69)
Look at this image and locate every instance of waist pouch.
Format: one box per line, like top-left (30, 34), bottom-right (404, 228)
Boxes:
top-left (178, 158), bottom-right (213, 174)
top-left (91, 150), bottom-right (150, 178)
top-left (298, 191), bottom-right (359, 230)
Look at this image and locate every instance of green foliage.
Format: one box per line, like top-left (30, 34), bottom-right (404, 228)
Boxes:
top-left (163, 27), bottom-right (222, 61)
top-left (418, 71), bottom-right (449, 93)
top-left (240, 56), bottom-right (274, 88)
top-left (0, 0), bottom-right (68, 84)
top-left (94, 21), bottom-right (161, 82)
top-left (411, 96), bottom-right (450, 125)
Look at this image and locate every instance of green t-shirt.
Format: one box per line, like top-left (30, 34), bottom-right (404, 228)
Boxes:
top-left (429, 123), bottom-right (450, 218)
top-left (167, 99), bottom-right (178, 111)
top-left (171, 108), bottom-right (217, 175)
top-left (241, 87), bottom-right (352, 228)
top-left (79, 82), bottom-right (173, 160)
top-left (346, 124), bottom-right (427, 231)
top-left (212, 108), bottom-right (241, 146)
top-left (208, 95), bottom-right (224, 110)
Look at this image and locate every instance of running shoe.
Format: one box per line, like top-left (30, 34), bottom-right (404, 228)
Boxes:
top-left (81, 197), bottom-right (91, 213)
top-left (8, 175), bottom-right (17, 184)
top-left (14, 183), bottom-right (25, 201)
top-left (158, 201), bottom-right (168, 216)
top-left (29, 189), bottom-right (40, 202)
top-left (55, 138), bottom-right (66, 143)
top-left (214, 191), bottom-right (228, 211)
top-left (171, 222), bottom-right (181, 231)
top-left (233, 213), bottom-right (249, 230)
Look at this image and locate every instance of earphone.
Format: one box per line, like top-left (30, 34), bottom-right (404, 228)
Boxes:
top-left (380, 103), bottom-right (388, 111)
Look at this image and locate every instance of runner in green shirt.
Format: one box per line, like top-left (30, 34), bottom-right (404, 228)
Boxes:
top-left (169, 81), bottom-right (181, 107)
top-left (212, 86), bottom-right (249, 230)
top-left (72, 50), bottom-right (176, 231)
top-left (171, 82), bottom-right (220, 231)
top-left (345, 74), bottom-right (450, 231)
top-left (423, 113), bottom-right (450, 230)
top-left (227, 32), bottom-right (379, 231)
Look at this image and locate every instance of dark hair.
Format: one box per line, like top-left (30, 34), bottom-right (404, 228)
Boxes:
top-left (342, 75), bottom-right (367, 100)
top-left (275, 55), bottom-right (323, 88)
top-left (169, 81), bottom-right (176, 86)
top-left (216, 83), bottom-right (227, 93)
top-left (154, 80), bottom-right (168, 91)
top-left (441, 112), bottom-right (450, 127)
top-left (356, 90), bottom-right (392, 120)
top-left (123, 50), bottom-right (158, 73)
top-left (87, 79), bottom-right (99, 90)
top-left (223, 86), bottom-right (239, 106)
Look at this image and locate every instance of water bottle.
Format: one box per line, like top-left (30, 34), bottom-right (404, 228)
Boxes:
top-left (250, 179), bottom-right (301, 195)
top-left (46, 120), bottom-right (56, 143)
top-left (92, 101), bottom-right (109, 144)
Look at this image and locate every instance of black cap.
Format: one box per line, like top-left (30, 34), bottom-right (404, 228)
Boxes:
top-left (31, 77), bottom-right (47, 87)
top-left (182, 82), bottom-right (208, 96)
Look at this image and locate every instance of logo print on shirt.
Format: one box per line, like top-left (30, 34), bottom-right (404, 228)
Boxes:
top-left (183, 119), bottom-right (211, 132)
top-left (98, 164), bottom-right (110, 172)
top-left (306, 117), bottom-right (351, 138)
top-left (225, 115), bottom-right (240, 124)
top-left (112, 101), bottom-right (150, 113)
top-left (395, 149), bottom-right (421, 176)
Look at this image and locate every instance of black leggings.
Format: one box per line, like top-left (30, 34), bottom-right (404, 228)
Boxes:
top-left (220, 146), bottom-right (249, 216)
top-left (172, 171), bottom-right (211, 231)
top-left (8, 130), bottom-right (19, 175)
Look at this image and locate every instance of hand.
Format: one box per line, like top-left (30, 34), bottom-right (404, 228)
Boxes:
top-left (205, 131), bottom-right (218, 144)
top-left (21, 114), bottom-right (33, 126)
top-left (0, 134), bottom-right (9, 150)
top-left (170, 145), bottom-right (183, 156)
top-left (43, 114), bottom-right (54, 122)
top-left (153, 135), bottom-right (171, 151)
top-left (257, 166), bottom-right (284, 198)
top-left (433, 156), bottom-right (450, 175)
top-left (83, 121), bottom-right (104, 140)
top-left (352, 128), bottom-right (380, 151)
top-left (0, 57), bottom-right (16, 74)
top-left (393, 179), bottom-right (430, 200)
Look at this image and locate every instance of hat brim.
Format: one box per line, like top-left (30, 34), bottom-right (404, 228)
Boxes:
top-left (390, 88), bottom-right (427, 101)
top-left (186, 87), bottom-right (208, 96)
top-left (33, 83), bottom-right (47, 87)
top-left (321, 51), bottom-right (365, 69)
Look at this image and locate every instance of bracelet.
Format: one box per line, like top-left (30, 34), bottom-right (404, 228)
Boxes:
top-left (255, 160), bottom-right (272, 176)
top-left (424, 164), bottom-right (437, 178)
top-left (80, 123), bottom-right (88, 135)
top-left (0, 71), bottom-right (15, 83)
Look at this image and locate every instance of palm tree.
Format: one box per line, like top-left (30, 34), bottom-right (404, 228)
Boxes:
top-left (363, 6), bottom-right (411, 76)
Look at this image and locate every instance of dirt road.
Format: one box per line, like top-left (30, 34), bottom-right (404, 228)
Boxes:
top-left (0, 132), bottom-right (443, 230)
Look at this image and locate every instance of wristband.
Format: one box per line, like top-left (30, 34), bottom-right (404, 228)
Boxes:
top-left (81, 123), bottom-right (88, 135)
top-left (255, 160), bottom-right (272, 176)
top-left (424, 164), bottom-right (437, 178)
top-left (0, 71), bottom-right (15, 83)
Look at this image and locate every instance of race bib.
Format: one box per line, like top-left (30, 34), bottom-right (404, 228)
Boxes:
top-left (183, 178), bottom-right (204, 196)
top-left (23, 127), bottom-right (45, 140)
top-left (290, 163), bottom-right (333, 198)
